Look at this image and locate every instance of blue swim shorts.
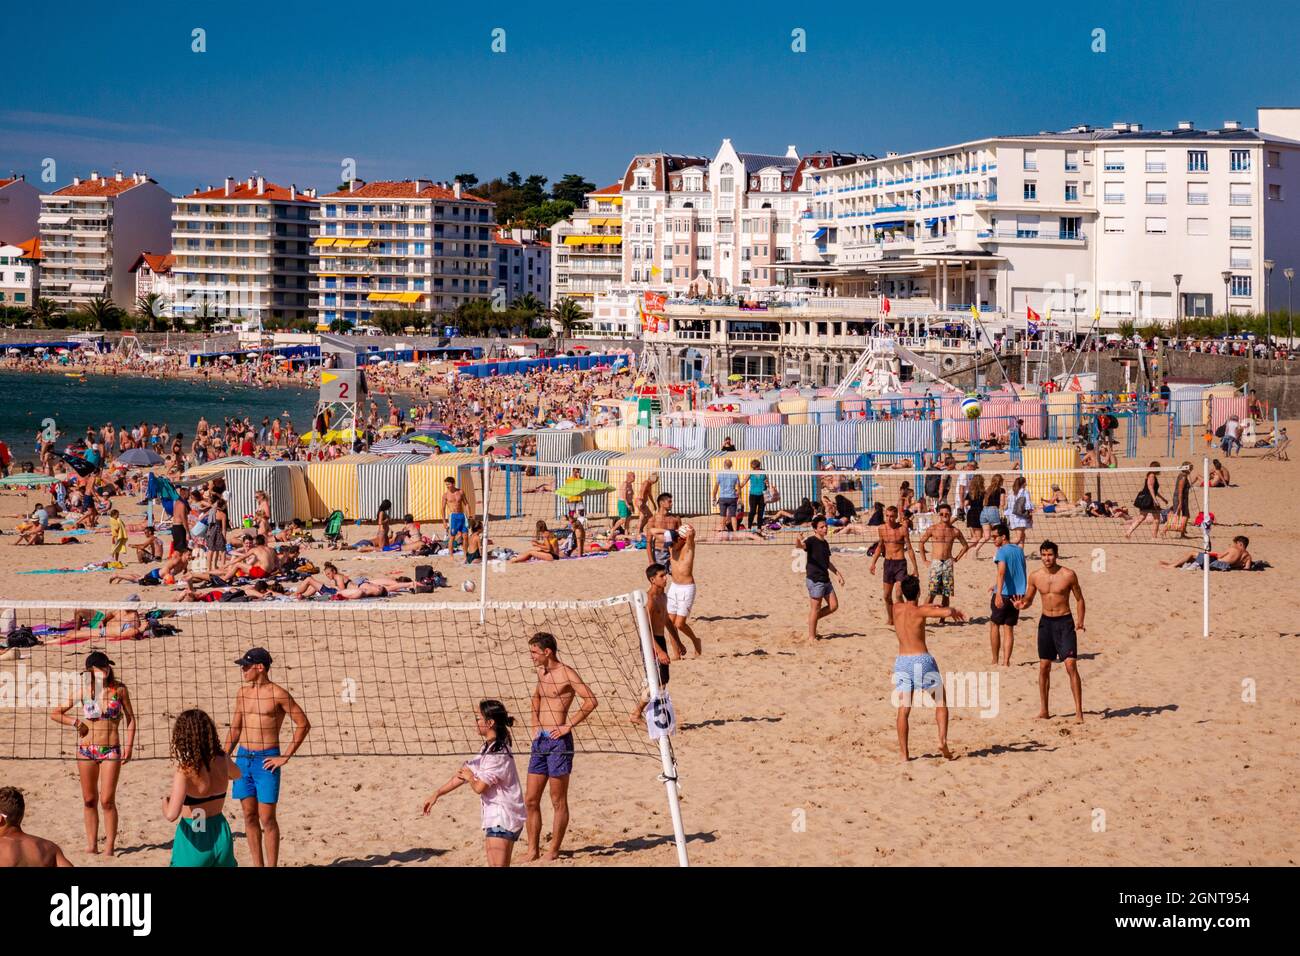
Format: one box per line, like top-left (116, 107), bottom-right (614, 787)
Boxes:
top-left (231, 746), bottom-right (282, 804)
top-left (893, 653), bottom-right (942, 695)
top-left (527, 730), bottom-right (574, 778)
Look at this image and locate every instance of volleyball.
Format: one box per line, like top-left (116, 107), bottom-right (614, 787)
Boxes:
top-left (462, 580), bottom-right (476, 593)
top-left (961, 396), bottom-right (982, 420)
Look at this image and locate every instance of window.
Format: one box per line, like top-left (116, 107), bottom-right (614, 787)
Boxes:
top-left (1146, 150), bottom-right (1167, 172)
top-left (1187, 217), bottom-right (1209, 236)
top-left (1059, 216), bottom-right (1082, 239)
top-left (1145, 217), bottom-right (1168, 234)
top-left (1104, 217), bottom-right (1125, 233)
top-left (1230, 217), bottom-right (1252, 239)
top-left (1230, 247), bottom-right (1251, 268)
top-left (1064, 182), bottom-right (1079, 202)
top-left (1269, 183), bottom-right (1283, 201)
top-left (1104, 182), bottom-right (1125, 203)
top-left (1267, 150), bottom-right (1282, 168)
top-left (1186, 182), bottom-right (1209, 205)
top-left (1103, 150), bottom-right (1125, 171)
top-left (1023, 150), bottom-right (1038, 171)
top-left (1064, 150), bottom-right (1080, 172)
top-left (1229, 183), bottom-right (1252, 206)
top-left (1023, 181), bottom-right (1037, 201)
top-left (1146, 182), bottom-right (1167, 204)
top-left (1230, 150), bottom-right (1251, 172)
top-left (1187, 150), bottom-right (1208, 172)
top-left (1230, 275), bottom-right (1252, 297)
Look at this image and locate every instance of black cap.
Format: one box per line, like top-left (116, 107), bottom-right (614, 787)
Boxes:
top-left (85, 651), bottom-right (114, 669)
top-left (234, 647), bottom-right (272, 667)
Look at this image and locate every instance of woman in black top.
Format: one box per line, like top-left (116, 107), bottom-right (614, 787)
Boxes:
top-left (1124, 461), bottom-right (1167, 540)
top-left (1164, 462), bottom-right (1192, 538)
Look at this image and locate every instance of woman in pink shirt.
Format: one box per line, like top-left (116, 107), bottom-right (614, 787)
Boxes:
top-left (423, 699), bottom-right (526, 867)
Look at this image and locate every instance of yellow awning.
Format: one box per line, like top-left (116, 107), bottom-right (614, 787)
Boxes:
top-left (366, 291), bottom-right (424, 303)
top-left (564, 235), bottom-right (621, 245)
top-left (606, 196), bottom-right (623, 205)
top-left (396, 291), bottom-right (422, 303)
top-left (589, 217), bottom-right (608, 226)
top-left (313, 237), bottom-right (337, 247)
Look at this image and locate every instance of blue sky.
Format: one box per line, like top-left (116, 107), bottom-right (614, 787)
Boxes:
top-left (3, 0), bottom-right (1299, 195)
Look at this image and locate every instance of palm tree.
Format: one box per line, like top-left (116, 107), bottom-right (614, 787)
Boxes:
top-left (513, 292), bottom-right (545, 330)
top-left (79, 296), bottom-right (124, 331)
top-left (26, 297), bottom-right (60, 329)
top-left (548, 297), bottom-right (590, 351)
top-left (135, 293), bottom-right (168, 331)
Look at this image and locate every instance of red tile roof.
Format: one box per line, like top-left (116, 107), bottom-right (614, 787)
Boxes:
top-left (186, 180), bottom-right (315, 202)
top-left (322, 180), bottom-right (490, 203)
top-left (590, 183), bottom-right (622, 195)
top-left (52, 174), bottom-right (155, 197)
top-left (493, 234), bottom-right (522, 246)
top-left (0, 178), bottom-right (18, 189)
top-left (16, 237), bottom-right (41, 260)
top-left (129, 252), bottom-right (175, 274)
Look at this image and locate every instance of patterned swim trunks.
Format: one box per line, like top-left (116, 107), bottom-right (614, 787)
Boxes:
top-left (928, 558), bottom-right (954, 598)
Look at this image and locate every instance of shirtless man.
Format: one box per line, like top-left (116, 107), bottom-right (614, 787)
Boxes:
top-left (918, 504), bottom-right (969, 610)
top-left (643, 492), bottom-right (681, 573)
top-left (891, 575), bottom-right (964, 762)
top-left (869, 505), bottom-right (917, 625)
top-left (630, 563), bottom-right (680, 722)
top-left (1014, 540), bottom-right (1085, 722)
top-left (666, 524), bottom-right (700, 656)
top-left (635, 472), bottom-right (659, 538)
top-left (442, 477), bottom-right (469, 553)
top-left (170, 489), bottom-right (189, 558)
top-left (0, 787), bottom-right (72, 867)
top-left (523, 632), bottom-right (598, 862)
top-left (225, 648), bottom-right (312, 867)
top-left (613, 471), bottom-right (636, 535)
top-left (1158, 534), bottom-right (1252, 571)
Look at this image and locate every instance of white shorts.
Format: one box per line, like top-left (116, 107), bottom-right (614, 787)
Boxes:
top-left (666, 582), bottom-right (696, 618)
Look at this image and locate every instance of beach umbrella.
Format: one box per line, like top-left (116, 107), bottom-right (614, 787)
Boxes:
top-left (727, 373), bottom-right (744, 381)
top-left (58, 452), bottom-right (96, 478)
top-left (5, 348), bottom-right (18, 354)
top-left (370, 439), bottom-right (431, 455)
top-left (117, 447), bottom-right (165, 467)
top-left (554, 478), bottom-right (613, 499)
top-left (0, 473), bottom-right (60, 487)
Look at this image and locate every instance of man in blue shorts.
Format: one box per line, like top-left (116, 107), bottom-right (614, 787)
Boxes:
top-left (523, 632), bottom-right (598, 862)
top-left (442, 477), bottom-right (469, 553)
top-left (226, 647), bottom-right (312, 867)
top-left (891, 575), bottom-right (965, 761)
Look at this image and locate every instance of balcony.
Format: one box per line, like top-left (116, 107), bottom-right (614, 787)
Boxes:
top-left (1229, 195), bottom-right (1252, 206)
top-left (979, 228), bottom-right (1086, 242)
top-left (1145, 163), bottom-right (1167, 173)
top-left (1103, 163), bottom-right (1126, 172)
top-left (1103, 194), bottom-right (1125, 203)
top-left (1229, 227), bottom-right (1252, 239)
top-left (1145, 195), bottom-right (1167, 204)
top-left (1187, 193), bottom-right (1209, 205)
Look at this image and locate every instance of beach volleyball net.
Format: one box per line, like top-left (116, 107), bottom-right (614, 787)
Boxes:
top-left (0, 596), bottom-right (661, 762)
top-left (481, 460), bottom-right (1234, 548)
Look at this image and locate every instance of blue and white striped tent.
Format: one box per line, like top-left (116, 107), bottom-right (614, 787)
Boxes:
top-left (225, 463), bottom-right (296, 526)
top-left (760, 451), bottom-right (819, 516)
top-left (552, 450), bottom-right (619, 519)
top-left (856, 420), bottom-right (896, 454)
top-left (779, 423), bottom-right (820, 453)
top-left (357, 454), bottom-right (426, 521)
top-left (662, 425), bottom-right (706, 453)
top-left (660, 451), bottom-right (713, 517)
top-left (817, 421), bottom-right (858, 465)
top-left (742, 424), bottom-right (783, 451)
top-left (535, 429), bottom-right (590, 463)
top-left (704, 424), bottom-right (747, 451)
top-left (894, 419), bottom-right (937, 455)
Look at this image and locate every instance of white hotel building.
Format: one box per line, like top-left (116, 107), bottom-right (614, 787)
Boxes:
top-left (171, 176), bottom-right (317, 326)
top-left (38, 171), bottom-right (172, 310)
top-left (550, 183), bottom-right (624, 307)
top-left (800, 107), bottom-right (1300, 326)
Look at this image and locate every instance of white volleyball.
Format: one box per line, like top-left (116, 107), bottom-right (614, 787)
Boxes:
top-left (961, 396), bottom-right (982, 420)
top-left (462, 580), bottom-right (476, 592)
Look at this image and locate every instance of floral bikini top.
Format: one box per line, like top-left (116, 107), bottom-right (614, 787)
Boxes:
top-left (83, 689), bottom-right (124, 722)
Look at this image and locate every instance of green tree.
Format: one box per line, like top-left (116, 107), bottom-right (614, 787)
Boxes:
top-left (26, 297), bottom-right (60, 329)
top-left (548, 297), bottom-right (589, 350)
top-left (517, 199), bottom-right (575, 232)
top-left (454, 173), bottom-right (479, 189)
top-left (79, 296), bottom-right (124, 331)
top-left (551, 173), bottom-right (597, 207)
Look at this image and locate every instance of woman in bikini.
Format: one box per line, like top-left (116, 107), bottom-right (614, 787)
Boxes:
top-left (293, 562), bottom-right (352, 599)
top-left (508, 520), bottom-right (560, 563)
top-left (163, 708), bottom-right (241, 866)
top-left (464, 517), bottom-right (484, 564)
top-left (50, 651), bottom-right (136, 855)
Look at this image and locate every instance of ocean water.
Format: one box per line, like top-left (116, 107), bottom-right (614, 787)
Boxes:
top-left (0, 370), bottom-right (317, 461)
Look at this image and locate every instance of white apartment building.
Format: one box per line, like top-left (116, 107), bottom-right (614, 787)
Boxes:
top-left (493, 227), bottom-right (551, 304)
top-left (550, 183), bottom-right (624, 307)
top-left (171, 176), bottom-right (317, 326)
top-left (802, 108), bottom-right (1300, 326)
top-left (0, 175), bottom-right (41, 248)
top-left (313, 180), bottom-right (494, 328)
top-left (128, 253), bottom-right (175, 311)
top-left (0, 238), bottom-right (39, 311)
top-left (38, 171), bottom-right (172, 310)
top-left (619, 141), bottom-right (869, 295)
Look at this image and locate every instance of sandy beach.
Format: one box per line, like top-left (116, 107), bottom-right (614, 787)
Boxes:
top-left (0, 427), bottom-right (1296, 867)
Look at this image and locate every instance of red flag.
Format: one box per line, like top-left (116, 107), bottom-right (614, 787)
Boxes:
top-left (1027, 306), bottom-right (1041, 321)
top-left (881, 296), bottom-right (891, 315)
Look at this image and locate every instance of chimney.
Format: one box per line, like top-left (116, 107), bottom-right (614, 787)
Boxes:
top-left (453, 181), bottom-right (463, 199)
top-left (115, 170), bottom-right (123, 181)
top-left (73, 177), bottom-right (81, 186)
top-left (246, 177), bottom-right (254, 190)
top-left (349, 179), bottom-right (359, 193)
top-left (412, 178), bottom-right (427, 192)
top-left (256, 175), bottom-right (265, 195)
top-left (290, 184), bottom-right (297, 201)
top-left (1224, 120), bottom-right (1241, 130)
top-left (224, 177), bottom-right (233, 196)
top-left (90, 170), bottom-right (100, 181)
top-left (1129, 123), bottom-right (1142, 132)
top-left (1177, 120), bottom-right (1194, 130)
top-left (786, 145), bottom-right (798, 158)
top-left (1111, 122), bottom-right (1128, 131)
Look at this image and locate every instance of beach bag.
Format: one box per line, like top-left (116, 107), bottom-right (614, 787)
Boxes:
top-left (1134, 486), bottom-right (1154, 510)
top-left (1012, 493), bottom-right (1027, 518)
top-left (4, 626), bottom-right (40, 649)
top-left (923, 473), bottom-right (941, 498)
top-left (220, 590), bottom-right (249, 603)
top-left (190, 516), bottom-right (209, 537)
top-left (1214, 423), bottom-right (1226, 438)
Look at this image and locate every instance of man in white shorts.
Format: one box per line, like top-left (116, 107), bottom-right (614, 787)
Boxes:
top-left (666, 524), bottom-right (700, 656)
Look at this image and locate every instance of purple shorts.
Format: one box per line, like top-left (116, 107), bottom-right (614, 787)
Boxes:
top-left (527, 730), bottom-right (574, 778)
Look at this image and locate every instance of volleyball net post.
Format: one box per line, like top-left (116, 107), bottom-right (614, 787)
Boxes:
top-left (479, 455), bottom-right (490, 625)
top-left (1203, 455), bottom-right (1211, 639)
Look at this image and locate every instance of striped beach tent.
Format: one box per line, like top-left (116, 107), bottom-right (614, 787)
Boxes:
top-left (894, 419), bottom-right (936, 455)
top-left (180, 455), bottom-right (259, 482)
top-left (552, 450), bottom-right (619, 519)
top-left (225, 463), bottom-right (296, 527)
top-left (746, 412), bottom-right (782, 426)
top-left (807, 398), bottom-right (838, 426)
top-left (535, 429), bottom-right (590, 463)
top-left (855, 419), bottom-right (896, 454)
top-left (281, 462), bottom-right (315, 522)
top-left (357, 454), bottom-right (426, 521)
top-left (818, 421), bottom-right (857, 459)
top-left (305, 454), bottom-right (383, 520)
top-left (838, 398), bottom-right (868, 419)
top-left (708, 451), bottom-right (765, 511)
top-left (779, 423), bottom-right (820, 453)
top-left (760, 451), bottom-right (817, 517)
top-left (742, 423), bottom-right (783, 451)
top-left (660, 451), bottom-right (713, 518)
top-left (777, 397), bottom-right (809, 424)
top-left (663, 425), bottom-right (706, 453)
top-left (1021, 443), bottom-right (1082, 508)
top-left (593, 425), bottom-right (632, 452)
top-left (704, 424), bottom-right (747, 451)
top-left (603, 448), bottom-right (673, 517)
top-left (1208, 393), bottom-right (1249, 431)
top-left (408, 453), bottom-right (480, 522)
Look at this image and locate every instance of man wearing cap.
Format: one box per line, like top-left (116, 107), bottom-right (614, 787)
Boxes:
top-left (226, 648), bottom-right (311, 867)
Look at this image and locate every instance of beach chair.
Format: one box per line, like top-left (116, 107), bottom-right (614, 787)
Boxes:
top-left (1261, 434), bottom-right (1291, 461)
top-left (324, 510), bottom-right (345, 548)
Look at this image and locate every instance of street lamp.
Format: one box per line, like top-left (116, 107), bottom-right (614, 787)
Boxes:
top-left (1173, 273), bottom-right (1183, 339)
top-left (1131, 279), bottom-right (1142, 335)
top-left (1221, 270), bottom-right (1233, 336)
top-left (1285, 267), bottom-right (1295, 343)
top-left (1264, 259), bottom-right (1275, 345)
